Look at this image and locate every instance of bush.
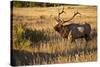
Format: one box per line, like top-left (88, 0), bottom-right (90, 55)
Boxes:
top-left (12, 23), bottom-right (31, 50)
top-left (24, 29), bottom-right (49, 43)
top-left (12, 23), bottom-right (49, 49)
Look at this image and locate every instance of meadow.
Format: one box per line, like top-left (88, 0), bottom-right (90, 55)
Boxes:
top-left (11, 5), bottom-right (97, 66)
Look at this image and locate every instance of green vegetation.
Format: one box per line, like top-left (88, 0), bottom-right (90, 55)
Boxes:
top-left (11, 1), bottom-right (65, 7)
top-left (11, 1), bottom-right (82, 8)
top-left (13, 23), bottom-right (31, 49)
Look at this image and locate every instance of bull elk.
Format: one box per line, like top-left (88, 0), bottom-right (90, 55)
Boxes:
top-left (54, 7), bottom-right (91, 42)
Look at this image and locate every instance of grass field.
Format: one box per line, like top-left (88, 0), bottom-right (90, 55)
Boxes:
top-left (11, 5), bottom-right (97, 66)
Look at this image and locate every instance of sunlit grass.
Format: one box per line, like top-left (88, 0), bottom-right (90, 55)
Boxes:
top-left (11, 6), bottom-right (97, 66)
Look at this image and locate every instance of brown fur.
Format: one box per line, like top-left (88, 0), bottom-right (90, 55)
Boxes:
top-left (54, 7), bottom-right (91, 42)
top-left (54, 23), bottom-right (91, 42)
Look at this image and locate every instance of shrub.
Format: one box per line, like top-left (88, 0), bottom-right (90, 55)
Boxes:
top-left (12, 23), bottom-right (31, 50)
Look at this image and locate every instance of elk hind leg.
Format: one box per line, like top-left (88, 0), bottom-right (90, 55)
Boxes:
top-left (84, 34), bottom-right (91, 42)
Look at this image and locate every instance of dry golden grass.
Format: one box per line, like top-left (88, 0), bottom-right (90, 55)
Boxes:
top-left (11, 6), bottom-right (97, 66)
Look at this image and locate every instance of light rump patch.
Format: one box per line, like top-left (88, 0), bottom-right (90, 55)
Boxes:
top-left (77, 27), bottom-right (84, 33)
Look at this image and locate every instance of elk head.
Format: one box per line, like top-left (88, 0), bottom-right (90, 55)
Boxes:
top-left (54, 7), bottom-right (81, 38)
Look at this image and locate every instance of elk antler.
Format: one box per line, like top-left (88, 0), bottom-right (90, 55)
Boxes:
top-left (63, 11), bottom-right (81, 23)
top-left (55, 6), bottom-right (65, 23)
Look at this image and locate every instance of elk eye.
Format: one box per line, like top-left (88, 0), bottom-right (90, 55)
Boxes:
top-left (60, 25), bottom-right (63, 28)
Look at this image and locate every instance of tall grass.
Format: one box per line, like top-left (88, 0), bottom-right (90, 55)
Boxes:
top-left (12, 21), bottom-right (97, 66)
top-left (12, 6), bottom-right (97, 66)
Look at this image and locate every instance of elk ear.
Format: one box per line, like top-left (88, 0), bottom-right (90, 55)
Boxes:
top-left (55, 21), bottom-right (59, 25)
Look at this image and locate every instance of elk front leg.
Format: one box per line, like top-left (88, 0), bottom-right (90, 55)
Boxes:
top-left (67, 30), bottom-right (73, 43)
